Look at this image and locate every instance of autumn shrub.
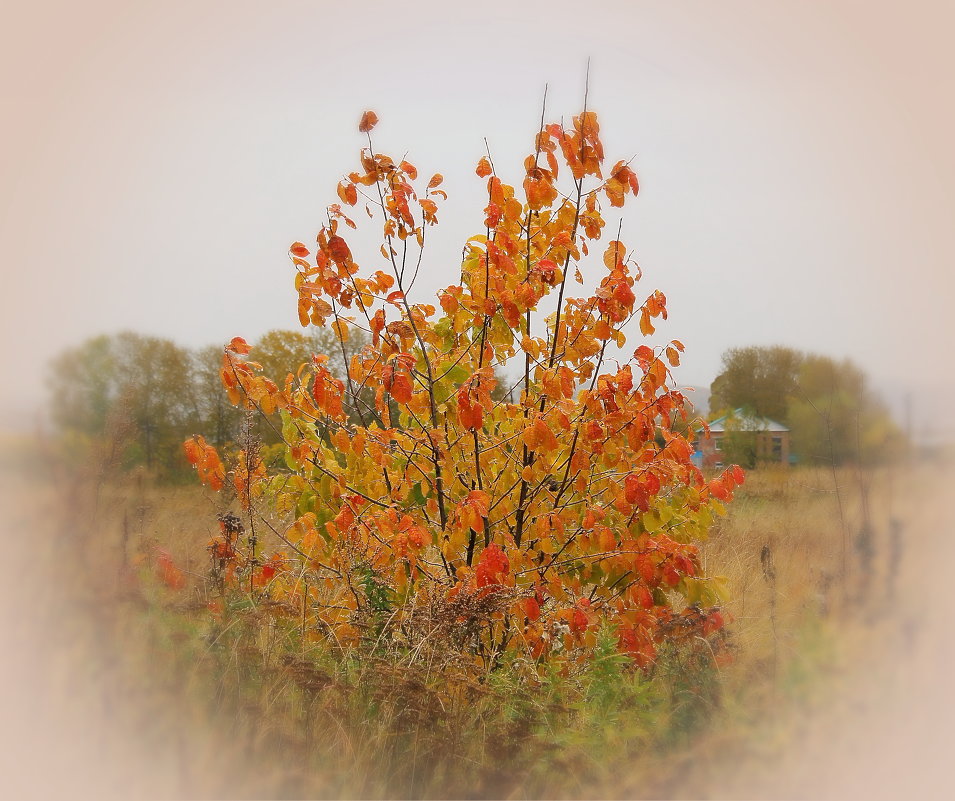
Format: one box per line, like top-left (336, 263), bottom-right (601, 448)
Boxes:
top-left (183, 104), bottom-right (744, 676)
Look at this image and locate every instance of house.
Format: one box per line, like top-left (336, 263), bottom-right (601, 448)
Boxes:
top-left (692, 408), bottom-right (790, 469)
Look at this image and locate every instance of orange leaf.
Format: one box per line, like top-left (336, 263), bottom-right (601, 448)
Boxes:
top-left (358, 110), bottom-right (379, 133)
top-left (624, 474), bottom-right (650, 511)
top-left (226, 337), bottom-right (251, 355)
top-left (183, 437), bottom-right (201, 466)
top-left (156, 549), bottom-right (185, 591)
top-left (476, 157), bottom-right (492, 178)
top-left (390, 372), bottom-right (412, 404)
top-left (603, 241), bottom-right (626, 269)
top-left (337, 182), bottom-right (358, 206)
top-left (427, 173), bottom-right (444, 189)
top-left (370, 308), bottom-right (385, 343)
top-left (290, 242), bottom-right (310, 258)
top-left (466, 489), bottom-right (490, 517)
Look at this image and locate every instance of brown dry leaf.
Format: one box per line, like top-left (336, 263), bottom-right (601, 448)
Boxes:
top-left (358, 110), bottom-right (379, 133)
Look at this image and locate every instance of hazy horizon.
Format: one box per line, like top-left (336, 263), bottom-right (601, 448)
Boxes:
top-left (4, 1), bottom-right (954, 445)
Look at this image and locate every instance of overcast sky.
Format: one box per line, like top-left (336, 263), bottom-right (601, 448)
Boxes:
top-left (2, 0), bottom-right (953, 439)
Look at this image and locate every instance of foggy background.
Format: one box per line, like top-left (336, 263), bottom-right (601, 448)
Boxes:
top-left (2, 2), bottom-right (954, 798)
top-left (2, 0), bottom-right (954, 444)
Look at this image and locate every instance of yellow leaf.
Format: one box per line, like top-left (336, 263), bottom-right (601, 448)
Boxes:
top-left (332, 318), bottom-right (350, 343)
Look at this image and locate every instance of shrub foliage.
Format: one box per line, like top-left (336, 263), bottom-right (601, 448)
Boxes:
top-left (185, 106), bottom-right (743, 669)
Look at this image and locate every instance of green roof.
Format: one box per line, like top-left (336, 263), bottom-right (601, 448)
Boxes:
top-left (702, 408), bottom-right (789, 433)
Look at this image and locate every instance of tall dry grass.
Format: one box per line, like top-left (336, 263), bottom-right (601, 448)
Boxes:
top-left (2, 430), bottom-right (951, 798)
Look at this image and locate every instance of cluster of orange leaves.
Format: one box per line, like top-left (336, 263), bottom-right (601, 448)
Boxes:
top-left (184, 107), bottom-right (741, 668)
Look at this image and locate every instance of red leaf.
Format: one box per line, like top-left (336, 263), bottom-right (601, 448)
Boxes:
top-left (290, 242), bottom-right (310, 258)
top-left (636, 552), bottom-right (655, 584)
top-left (522, 596), bottom-right (541, 621)
top-left (475, 543), bottom-right (509, 588)
top-left (571, 610), bottom-right (588, 634)
top-left (633, 584), bottom-right (654, 609)
top-left (702, 610), bottom-right (725, 636)
top-left (624, 474), bottom-right (650, 511)
top-left (156, 549), bottom-right (185, 591)
top-left (327, 235), bottom-right (351, 264)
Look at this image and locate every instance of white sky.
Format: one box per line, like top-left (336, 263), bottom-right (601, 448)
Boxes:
top-left (2, 0), bottom-right (954, 438)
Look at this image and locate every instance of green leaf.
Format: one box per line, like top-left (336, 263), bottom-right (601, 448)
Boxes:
top-left (407, 481), bottom-right (430, 506)
top-left (443, 363), bottom-right (470, 387)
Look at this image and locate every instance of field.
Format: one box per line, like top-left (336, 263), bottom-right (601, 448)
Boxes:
top-left (2, 433), bottom-right (952, 799)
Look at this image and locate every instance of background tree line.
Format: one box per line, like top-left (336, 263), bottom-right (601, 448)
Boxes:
top-left (47, 328), bottom-right (371, 479)
top-left (708, 345), bottom-right (903, 467)
top-left (47, 328), bottom-right (512, 480)
top-left (48, 334), bottom-right (903, 478)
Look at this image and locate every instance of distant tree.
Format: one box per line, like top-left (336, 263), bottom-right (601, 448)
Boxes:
top-left (47, 328), bottom-right (385, 473)
top-left (709, 346), bottom-right (901, 465)
top-left (48, 334), bottom-right (116, 437)
top-left (191, 344), bottom-right (245, 449)
top-left (252, 330), bottom-right (316, 384)
top-left (48, 332), bottom-right (197, 474)
top-left (717, 416), bottom-right (759, 469)
top-left (709, 346), bottom-right (802, 423)
top-left (787, 355), bottom-right (902, 465)
top-left (252, 328), bottom-right (373, 433)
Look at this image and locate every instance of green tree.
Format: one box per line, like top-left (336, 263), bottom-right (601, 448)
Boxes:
top-left (48, 332), bottom-right (198, 474)
top-left (48, 334), bottom-right (116, 437)
top-left (717, 417), bottom-right (759, 469)
top-left (252, 328), bottom-right (374, 433)
top-left (191, 344), bottom-right (245, 449)
top-left (252, 329), bottom-right (317, 384)
top-left (709, 346), bottom-right (902, 465)
top-left (787, 355), bottom-right (901, 465)
top-left (709, 346), bottom-right (802, 423)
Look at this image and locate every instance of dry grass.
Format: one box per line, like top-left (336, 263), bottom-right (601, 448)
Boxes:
top-left (2, 434), bottom-right (950, 799)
